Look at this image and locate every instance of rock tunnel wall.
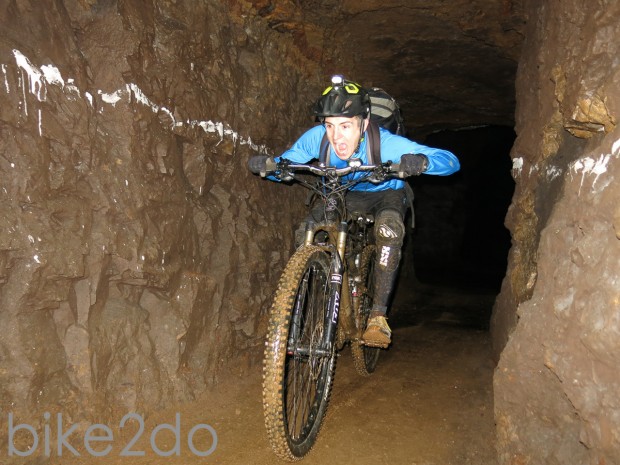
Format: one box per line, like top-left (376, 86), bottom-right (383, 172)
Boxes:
top-left (492, 0), bottom-right (620, 463)
top-left (0, 0), bottom-right (319, 424)
top-left (3, 0), bottom-right (620, 462)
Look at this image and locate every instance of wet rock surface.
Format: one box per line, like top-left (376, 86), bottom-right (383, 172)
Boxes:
top-left (0, 0), bottom-right (318, 427)
top-left (492, 1), bottom-right (620, 463)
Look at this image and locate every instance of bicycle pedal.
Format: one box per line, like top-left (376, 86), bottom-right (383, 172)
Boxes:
top-left (361, 339), bottom-right (390, 349)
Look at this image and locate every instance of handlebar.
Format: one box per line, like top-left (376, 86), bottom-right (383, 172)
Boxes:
top-left (265, 158), bottom-right (403, 183)
top-left (286, 162), bottom-right (399, 177)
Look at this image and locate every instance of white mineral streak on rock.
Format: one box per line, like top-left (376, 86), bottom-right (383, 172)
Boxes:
top-left (66, 78), bottom-right (80, 98)
top-left (546, 165), bottom-right (562, 181)
top-left (612, 137), bottom-right (620, 157)
top-left (12, 51), bottom-right (61, 134)
top-left (590, 154), bottom-right (611, 188)
top-left (191, 119), bottom-right (269, 153)
top-left (41, 64), bottom-right (65, 87)
top-left (512, 157), bottom-right (523, 176)
top-left (572, 152), bottom-right (612, 194)
top-left (7, 49), bottom-right (269, 153)
top-left (159, 107), bottom-right (176, 127)
top-left (1, 64), bottom-right (9, 93)
top-left (126, 83), bottom-right (151, 107)
top-left (99, 89), bottom-right (123, 106)
top-left (13, 49), bottom-right (46, 106)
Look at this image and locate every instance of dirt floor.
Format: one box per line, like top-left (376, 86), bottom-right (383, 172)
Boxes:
top-left (53, 282), bottom-right (497, 465)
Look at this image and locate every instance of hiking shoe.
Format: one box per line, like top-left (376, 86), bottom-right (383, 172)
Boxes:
top-left (362, 315), bottom-right (391, 348)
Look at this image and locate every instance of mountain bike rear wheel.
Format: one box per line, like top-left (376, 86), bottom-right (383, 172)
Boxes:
top-left (262, 245), bottom-right (337, 460)
top-left (351, 245), bottom-right (381, 375)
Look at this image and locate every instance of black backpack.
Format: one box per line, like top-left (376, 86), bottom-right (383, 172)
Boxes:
top-left (367, 87), bottom-right (405, 136)
top-left (319, 87), bottom-right (405, 166)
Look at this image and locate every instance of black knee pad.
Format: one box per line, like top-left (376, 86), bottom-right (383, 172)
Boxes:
top-left (374, 209), bottom-right (405, 248)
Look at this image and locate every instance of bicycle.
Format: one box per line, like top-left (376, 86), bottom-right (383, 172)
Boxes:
top-left (260, 157), bottom-right (406, 461)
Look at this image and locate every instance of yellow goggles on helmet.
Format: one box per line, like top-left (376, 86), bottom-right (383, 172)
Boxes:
top-left (322, 75), bottom-right (362, 95)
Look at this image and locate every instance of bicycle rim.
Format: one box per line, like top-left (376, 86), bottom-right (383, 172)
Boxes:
top-left (263, 246), bottom-right (336, 460)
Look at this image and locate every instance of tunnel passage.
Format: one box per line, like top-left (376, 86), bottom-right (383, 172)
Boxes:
top-left (2, 1), bottom-right (620, 464)
top-left (0, 0), bottom-right (527, 448)
top-left (409, 125), bottom-right (516, 292)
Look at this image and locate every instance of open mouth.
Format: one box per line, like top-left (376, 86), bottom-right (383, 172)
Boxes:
top-left (335, 143), bottom-right (348, 156)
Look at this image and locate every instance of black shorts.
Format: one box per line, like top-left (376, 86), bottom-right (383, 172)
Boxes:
top-left (305, 188), bottom-right (408, 224)
top-left (345, 189), bottom-right (408, 220)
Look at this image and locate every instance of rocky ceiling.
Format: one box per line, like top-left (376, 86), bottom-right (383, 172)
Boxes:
top-left (253, 0), bottom-right (526, 136)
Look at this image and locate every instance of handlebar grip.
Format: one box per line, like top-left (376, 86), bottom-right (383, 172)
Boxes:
top-left (248, 156), bottom-right (280, 177)
top-left (248, 156), bottom-right (267, 175)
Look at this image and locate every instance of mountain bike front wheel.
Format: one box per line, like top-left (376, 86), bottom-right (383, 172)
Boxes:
top-left (262, 245), bottom-right (337, 461)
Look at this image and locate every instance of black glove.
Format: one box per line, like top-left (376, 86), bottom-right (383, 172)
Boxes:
top-left (398, 153), bottom-right (428, 178)
top-left (247, 156), bottom-right (276, 177)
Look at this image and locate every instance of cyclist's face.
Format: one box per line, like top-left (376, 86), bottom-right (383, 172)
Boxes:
top-left (324, 116), bottom-right (368, 160)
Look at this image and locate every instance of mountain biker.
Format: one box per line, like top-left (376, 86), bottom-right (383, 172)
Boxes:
top-left (248, 76), bottom-right (460, 347)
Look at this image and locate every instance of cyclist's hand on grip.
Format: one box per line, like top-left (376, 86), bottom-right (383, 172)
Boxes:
top-left (248, 156), bottom-right (277, 177)
top-left (398, 153), bottom-right (428, 178)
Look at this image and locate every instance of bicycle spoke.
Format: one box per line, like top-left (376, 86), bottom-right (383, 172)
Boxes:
top-left (283, 260), bottom-right (333, 439)
top-left (263, 246), bottom-right (337, 459)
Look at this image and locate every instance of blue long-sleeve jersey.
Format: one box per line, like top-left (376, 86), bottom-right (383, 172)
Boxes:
top-left (275, 125), bottom-right (460, 191)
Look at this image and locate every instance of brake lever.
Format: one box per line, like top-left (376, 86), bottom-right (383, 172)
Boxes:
top-left (275, 159), bottom-right (294, 182)
top-left (366, 173), bottom-right (384, 184)
top-left (367, 162), bottom-right (398, 183)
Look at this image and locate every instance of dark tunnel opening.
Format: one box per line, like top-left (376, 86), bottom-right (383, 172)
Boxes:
top-left (408, 125), bottom-right (515, 292)
top-left (391, 125), bottom-right (516, 331)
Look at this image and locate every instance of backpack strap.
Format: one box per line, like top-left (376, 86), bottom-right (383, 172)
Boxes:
top-left (319, 120), bottom-right (382, 165)
top-left (366, 120), bottom-right (381, 165)
top-left (405, 182), bottom-right (415, 229)
top-left (319, 132), bottom-right (330, 166)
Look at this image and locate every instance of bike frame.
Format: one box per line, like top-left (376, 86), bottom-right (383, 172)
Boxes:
top-left (261, 157), bottom-right (401, 461)
top-left (277, 158), bottom-right (399, 350)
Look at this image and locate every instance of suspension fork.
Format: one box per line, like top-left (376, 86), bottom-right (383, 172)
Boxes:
top-left (295, 220), bottom-right (348, 355)
top-left (321, 222), bottom-right (348, 349)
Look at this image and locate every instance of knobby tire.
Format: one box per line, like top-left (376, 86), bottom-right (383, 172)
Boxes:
top-left (262, 245), bottom-right (337, 461)
top-left (351, 245), bottom-right (381, 376)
